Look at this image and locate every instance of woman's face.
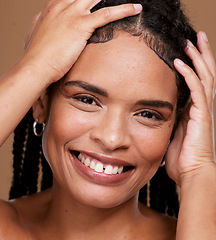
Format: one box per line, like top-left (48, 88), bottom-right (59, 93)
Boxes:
top-left (42, 33), bottom-right (177, 208)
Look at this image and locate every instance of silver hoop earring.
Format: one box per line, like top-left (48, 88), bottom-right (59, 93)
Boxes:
top-left (160, 161), bottom-right (165, 167)
top-left (33, 119), bottom-right (45, 137)
top-left (160, 141), bottom-right (170, 167)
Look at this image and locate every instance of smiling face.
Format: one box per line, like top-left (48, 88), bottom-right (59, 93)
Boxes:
top-left (40, 33), bottom-right (177, 208)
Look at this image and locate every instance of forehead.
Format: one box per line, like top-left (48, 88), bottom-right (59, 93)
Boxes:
top-left (65, 33), bottom-right (177, 104)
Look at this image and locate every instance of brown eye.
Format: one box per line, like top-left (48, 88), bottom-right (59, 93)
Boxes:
top-left (73, 95), bottom-right (97, 105)
top-left (138, 111), bottom-right (163, 120)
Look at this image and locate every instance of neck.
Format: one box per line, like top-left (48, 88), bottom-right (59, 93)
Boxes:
top-left (43, 183), bottom-right (143, 239)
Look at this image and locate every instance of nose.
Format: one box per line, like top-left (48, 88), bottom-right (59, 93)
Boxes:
top-left (90, 108), bottom-right (131, 151)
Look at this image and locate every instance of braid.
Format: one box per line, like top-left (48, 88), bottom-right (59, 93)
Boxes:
top-left (166, 173), bottom-right (179, 217)
top-left (138, 166), bottom-right (179, 217)
top-left (149, 168), bottom-right (164, 213)
top-left (10, 112), bottom-right (29, 199)
top-left (9, 109), bottom-right (53, 199)
top-left (138, 183), bottom-right (148, 206)
top-left (21, 113), bottom-right (40, 195)
top-left (41, 153), bottom-right (53, 191)
top-left (149, 166), bottom-right (179, 217)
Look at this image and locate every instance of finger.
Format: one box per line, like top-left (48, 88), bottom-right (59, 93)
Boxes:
top-left (40, 0), bottom-right (72, 18)
top-left (185, 40), bottom-right (214, 109)
top-left (74, 0), bottom-right (102, 11)
top-left (86, 3), bottom-right (142, 29)
top-left (25, 0), bottom-right (59, 50)
top-left (174, 59), bottom-right (210, 113)
top-left (197, 32), bottom-right (216, 78)
top-left (25, 0), bottom-right (72, 50)
top-left (42, 0), bottom-right (58, 13)
top-left (197, 31), bottom-right (216, 92)
top-left (165, 118), bottom-right (185, 182)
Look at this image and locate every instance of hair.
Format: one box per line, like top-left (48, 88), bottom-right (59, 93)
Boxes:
top-left (10, 0), bottom-right (197, 218)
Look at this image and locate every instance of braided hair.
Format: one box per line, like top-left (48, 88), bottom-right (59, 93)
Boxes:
top-left (10, 0), bottom-right (197, 218)
top-left (10, 109), bottom-right (52, 199)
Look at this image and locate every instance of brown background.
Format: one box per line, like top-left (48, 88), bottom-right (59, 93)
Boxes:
top-left (0, 0), bottom-right (215, 200)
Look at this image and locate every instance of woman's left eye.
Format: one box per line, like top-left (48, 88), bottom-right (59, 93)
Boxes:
top-left (138, 110), bottom-right (163, 121)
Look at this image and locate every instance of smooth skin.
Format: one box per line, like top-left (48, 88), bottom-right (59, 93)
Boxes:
top-left (28, 32), bottom-right (178, 240)
top-left (0, 0), bottom-right (215, 239)
top-left (36, 32), bottom-right (177, 211)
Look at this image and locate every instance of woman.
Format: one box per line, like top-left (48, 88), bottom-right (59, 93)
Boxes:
top-left (0, 0), bottom-right (215, 239)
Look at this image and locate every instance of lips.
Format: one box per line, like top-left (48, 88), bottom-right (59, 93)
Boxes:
top-left (70, 150), bottom-right (135, 183)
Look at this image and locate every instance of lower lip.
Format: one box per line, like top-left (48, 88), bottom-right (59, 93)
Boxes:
top-left (70, 152), bottom-right (134, 185)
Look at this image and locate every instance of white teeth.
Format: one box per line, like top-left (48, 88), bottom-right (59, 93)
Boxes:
top-left (78, 153), bottom-right (82, 161)
top-left (117, 166), bottom-right (123, 174)
top-left (94, 163), bottom-right (103, 173)
top-left (78, 153), bottom-right (85, 163)
top-left (112, 166), bottom-right (119, 174)
top-left (90, 161), bottom-right (95, 170)
top-left (77, 153), bottom-right (126, 175)
top-left (81, 156), bottom-right (85, 163)
top-left (84, 157), bottom-right (91, 167)
top-left (104, 165), bottom-right (113, 175)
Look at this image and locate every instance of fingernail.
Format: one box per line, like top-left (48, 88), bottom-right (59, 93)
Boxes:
top-left (133, 4), bottom-right (142, 12)
top-left (187, 40), bottom-right (194, 48)
top-left (202, 32), bottom-right (208, 42)
top-left (175, 59), bottom-right (185, 66)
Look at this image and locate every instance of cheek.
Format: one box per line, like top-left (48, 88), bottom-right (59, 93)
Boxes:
top-left (133, 126), bottom-right (173, 164)
top-left (42, 103), bottom-right (95, 163)
top-left (46, 106), bottom-right (93, 141)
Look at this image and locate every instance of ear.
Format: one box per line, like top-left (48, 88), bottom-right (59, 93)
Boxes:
top-left (32, 91), bottom-right (49, 123)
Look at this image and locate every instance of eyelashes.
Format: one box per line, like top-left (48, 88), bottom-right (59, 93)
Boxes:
top-left (70, 94), bottom-right (165, 123)
top-left (136, 110), bottom-right (164, 121)
top-left (72, 95), bottom-right (99, 106)
top-left (67, 94), bottom-right (102, 112)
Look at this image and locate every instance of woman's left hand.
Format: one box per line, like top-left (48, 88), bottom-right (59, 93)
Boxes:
top-left (165, 31), bottom-right (216, 186)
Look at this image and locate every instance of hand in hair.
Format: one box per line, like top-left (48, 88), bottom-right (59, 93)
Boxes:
top-left (0, 0), bottom-right (142, 146)
top-left (23, 0), bottom-right (142, 84)
top-left (165, 32), bottom-right (216, 239)
top-left (165, 31), bottom-right (216, 185)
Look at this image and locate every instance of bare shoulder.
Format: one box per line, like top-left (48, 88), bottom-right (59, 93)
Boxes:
top-left (0, 198), bottom-right (29, 239)
top-left (138, 203), bottom-right (177, 240)
top-left (0, 188), bottom-right (52, 239)
top-left (9, 188), bottom-right (52, 221)
top-left (0, 198), bottom-right (19, 223)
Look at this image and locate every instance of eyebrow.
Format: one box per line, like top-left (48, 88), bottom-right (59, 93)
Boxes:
top-left (65, 80), bottom-right (108, 97)
top-left (135, 100), bottom-right (174, 111)
top-left (64, 80), bottom-right (173, 111)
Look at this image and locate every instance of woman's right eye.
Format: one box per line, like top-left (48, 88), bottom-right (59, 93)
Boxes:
top-left (73, 95), bottom-right (97, 105)
top-left (68, 94), bottom-right (102, 112)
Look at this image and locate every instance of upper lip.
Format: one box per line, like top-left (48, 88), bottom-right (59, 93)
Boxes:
top-left (71, 150), bottom-right (135, 167)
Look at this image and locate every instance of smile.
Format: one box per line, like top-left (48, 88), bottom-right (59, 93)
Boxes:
top-left (72, 151), bottom-right (134, 176)
top-left (70, 151), bottom-right (135, 184)
top-left (77, 152), bottom-right (124, 175)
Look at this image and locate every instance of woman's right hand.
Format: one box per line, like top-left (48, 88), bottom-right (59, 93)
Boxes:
top-left (22, 0), bottom-right (142, 84)
top-left (0, 0), bottom-right (142, 146)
